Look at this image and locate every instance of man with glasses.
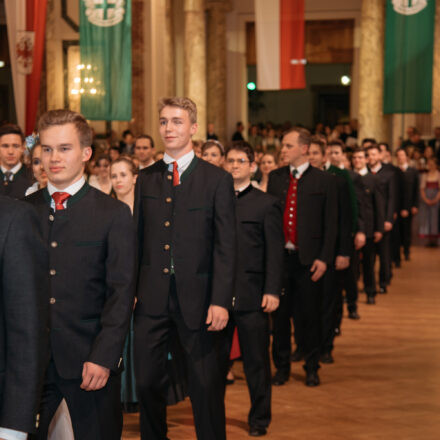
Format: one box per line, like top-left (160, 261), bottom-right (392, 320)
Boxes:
top-left (267, 127), bottom-right (337, 387)
top-left (224, 141), bottom-right (283, 437)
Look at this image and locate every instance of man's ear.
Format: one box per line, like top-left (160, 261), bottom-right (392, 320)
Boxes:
top-left (82, 146), bottom-right (93, 162)
top-left (190, 123), bottom-right (198, 137)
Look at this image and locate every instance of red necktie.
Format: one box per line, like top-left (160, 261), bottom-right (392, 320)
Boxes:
top-left (172, 161), bottom-right (179, 186)
top-left (52, 192), bottom-right (71, 211)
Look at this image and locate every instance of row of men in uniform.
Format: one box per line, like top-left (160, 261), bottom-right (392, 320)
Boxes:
top-left (0, 105), bottom-right (419, 440)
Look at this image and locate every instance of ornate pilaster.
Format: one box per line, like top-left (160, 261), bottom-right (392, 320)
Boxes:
top-left (184, 0), bottom-right (207, 139)
top-left (206, 1), bottom-right (231, 144)
top-left (432, 0), bottom-right (440, 128)
top-left (358, 0), bottom-right (387, 142)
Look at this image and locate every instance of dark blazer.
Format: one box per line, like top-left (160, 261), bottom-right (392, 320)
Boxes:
top-left (135, 157), bottom-right (236, 330)
top-left (0, 197), bottom-right (49, 433)
top-left (267, 164), bottom-right (338, 265)
top-left (25, 184), bottom-right (136, 379)
top-left (371, 164), bottom-right (397, 223)
top-left (233, 185), bottom-right (284, 311)
top-left (0, 165), bottom-right (33, 199)
top-left (400, 166), bottom-right (419, 211)
top-left (326, 166), bottom-right (353, 257)
top-left (355, 172), bottom-right (385, 238)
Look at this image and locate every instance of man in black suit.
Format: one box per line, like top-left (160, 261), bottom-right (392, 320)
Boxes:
top-left (119, 129), bottom-right (135, 155)
top-left (0, 124), bottom-right (32, 199)
top-left (0, 197), bottom-right (48, 439)
top-left (268, 127), bottom-right (337, 387)
top-left (428, 126), bottom-right (440, 157)
top-left (134, 97), bottom-right (236, 440)
top-left (396, 148), bottom-right (419, 261)
top-left (367, 144), bottom-right (397, 293)
top-left (352, 147), bottom-right (385, 303)
top-left (309, 139), bottom-right (353, 364)
top-left (224, 142), bottom-right (283, 437)
top-left (26, 110), bottom-right (136, 440)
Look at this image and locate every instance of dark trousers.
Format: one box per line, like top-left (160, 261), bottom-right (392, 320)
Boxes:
top-left (31, 361), bottom-right (122, 440)
top-left (272, 251), bottom-right (323, 373)
top-left (391, 218), bottom-right (401, 264)
top-left (335, 257), bottom-right (359, 325)
top-left (134, 277), bottom-right (226, 440)
top-left (375, 231), bottom-right (392, 288)
top-left (321, 267), bottom-right (337, 354)
top-left (356, 238), bottom-right (376, 296)
top-left (400, 214), bottom-right (413, 258)
top-left (226, 310), bottom-right (271, 429)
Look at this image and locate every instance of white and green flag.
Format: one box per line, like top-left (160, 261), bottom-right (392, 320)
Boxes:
top-left (79, 0), bottom-right (132, 120)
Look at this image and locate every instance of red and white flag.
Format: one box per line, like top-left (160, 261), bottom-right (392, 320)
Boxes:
top-left (5, 0), bottom-right (48, 135)
top-left (255, 0), bottom-right (306, 90)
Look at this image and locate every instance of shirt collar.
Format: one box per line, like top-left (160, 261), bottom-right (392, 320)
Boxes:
top-left (290, 161), bottom-right (309, 179)
top-left (47, 176), bottom-right (86, 197)
top-left (399, 163), bottom-right (409, 171)
top-left (139, 159), bottom-right (155, 170)
top-left (236, 182), bottom-right (251, 193)
top-left (369, 163), bottom-right (382, 174)
top-left (358, 167), bottom-right (369, 176)
top-left (1, 162), bottom-right (22, 175)
top-left (163, 149), bottom-right (195, 173)
top-left (324, 161), bottom-right (331, 171)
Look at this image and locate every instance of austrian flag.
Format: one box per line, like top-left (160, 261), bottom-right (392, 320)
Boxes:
top-left (255, 0), bottom-right (306, 90)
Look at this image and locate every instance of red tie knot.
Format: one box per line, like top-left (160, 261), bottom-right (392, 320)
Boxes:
top-left (52, 191), bottom-right (71, 211)
top-left (172, 161), bottom-right (179, 186)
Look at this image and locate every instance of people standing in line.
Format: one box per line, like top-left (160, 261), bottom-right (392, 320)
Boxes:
top-left (268, 127), bottom-right (337, 387)
top-left (134, 135), bottom-right (156, 170)
top-left (351, 147), bottom-right (385, 304)
top-left (0, 124), bottom-right (33, 199)
top-left (224, 142), bottom-right (284, 437)
top-left (89, 154), bottom-right (113, 194)
top-left (25, 109), bottom-right (136, 440)
top-left (366, 144), bottom-right (397, 294)
top-left (308, 138), bottom-right (352, 365)
top-left (201, 140), bottom-right (225, 168)
top-left (395, 149), bottom-right (419, 261)
top-left (134, 97), bottom-right (236, 440)
top-left (0, 196), bottom-right (49, 440)
top-left (418, 157), bottom-right (440, 247)
top-left (26, 142), bottom-right (48, 196)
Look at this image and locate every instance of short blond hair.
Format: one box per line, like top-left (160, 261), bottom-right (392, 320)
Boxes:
top-left (38, 109), bottom-right (92, 148)
top-left (157, 97), bottom-right (197, 124)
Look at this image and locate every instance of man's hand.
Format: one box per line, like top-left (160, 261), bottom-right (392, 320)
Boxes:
top-left (80, 362), bottom-right (110, 391)
top-left (261, 294), bottom-right (280, 313)
top-left (206, 305), bottom-right (229, 331)
top-left (400, 209), bottom-right (409, 218)
top-left (335, 256), bottom-right (350, 271)
top-left (310, 259), bottom-right (327, 282)
top-left (384, 221), bottom-right (393, 232)
top-left (354, 232), bottom-right (366, 250)
top-left (374, 231), bottom-right (383, 243)
top-left (411, 207), bottom-right (418, 215)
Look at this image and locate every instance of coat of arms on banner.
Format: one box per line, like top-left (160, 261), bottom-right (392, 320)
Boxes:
top-left (83, 0), bottom-right (125, 27)
top-left (392, 0), bottom-right (427, 16)
top-left (16, 31), bottom-right (35, 74)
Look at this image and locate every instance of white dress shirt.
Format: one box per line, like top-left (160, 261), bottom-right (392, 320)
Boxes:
top-left (357, 167), bottom-right (369, 176)
top-left (369, 163), bottom-right (382, 174)
top-left (1, 162), bottom-right (22, 180)
top-left (47, 176), bottom-right (86, 210)
top-left (289, 161), bottom-right (310, 179)
top-left (0, 427), bottom-right (27, 440)
top-left (163, 149), bottom-right (195, 184)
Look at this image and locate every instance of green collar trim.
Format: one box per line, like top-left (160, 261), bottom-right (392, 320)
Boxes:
top-left (180, 156), bottom-right (199, 183)
top-left (43, 182), bottom-right (90, 208)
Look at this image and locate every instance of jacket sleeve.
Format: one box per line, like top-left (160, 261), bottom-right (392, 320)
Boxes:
top-left (1, 203), bottom-right (49, 434)
top-left (319, 175), bottom-right (338, 264)
top-left (263, 200), bottom-right (284, 295)
top-left (336, 176), bottom-right (353, 257)
top-left (87, 203), bottom-right (136, 371)
top-left (373, 180), bottom-right (385, 233)
top-left (353, 175), bottom-right (366, 234)
top-left (210, 172), bottom-right (236, 309)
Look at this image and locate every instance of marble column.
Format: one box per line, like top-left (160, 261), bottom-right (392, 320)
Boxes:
top-left (184, 0), bottom-right (207, 140)
top-left (206, 1), bottom-right (230, 144)
top-left (358, 0), bottom-right (388, 142)
top-left (432, 0), bottom-right (440, 128)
